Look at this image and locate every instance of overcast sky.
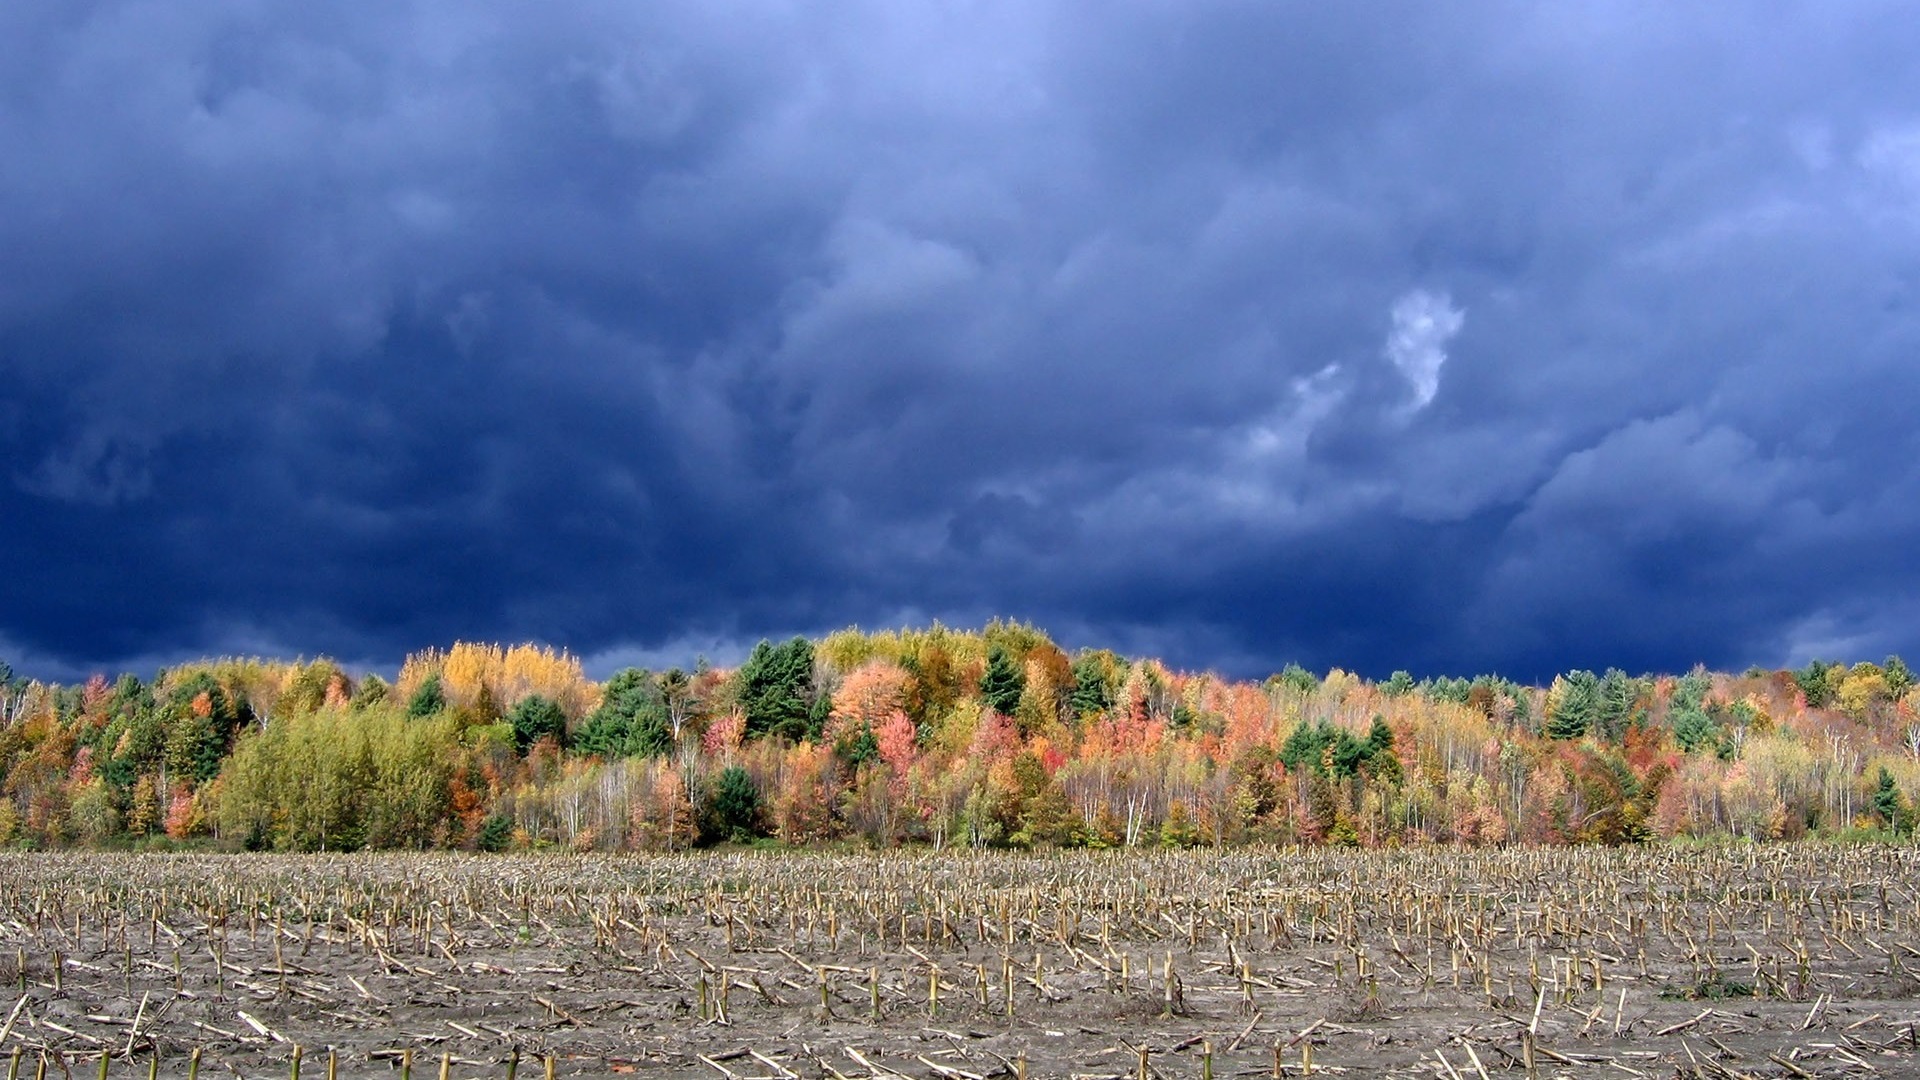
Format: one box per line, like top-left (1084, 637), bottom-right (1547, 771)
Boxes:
top-left (5, 2), bottom-right (1919, 683)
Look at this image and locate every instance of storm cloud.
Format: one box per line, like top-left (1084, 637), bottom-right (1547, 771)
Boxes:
top-left (4, 2), bottom-right (1920, 682)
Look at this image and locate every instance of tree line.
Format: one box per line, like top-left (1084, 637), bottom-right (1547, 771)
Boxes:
top-left (0, 624), bottom-right (1915, 852)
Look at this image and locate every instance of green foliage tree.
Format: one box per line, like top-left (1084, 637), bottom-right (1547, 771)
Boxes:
top-left (155, 672), bottom-right (243, 785)
top-left (1366, 715), bottom-right (1394, 755)
top-left (1016, 781), bottom-right (1078, 847)
top-left (979, 646), bottom-right (1025, 716)
top-left (1669, 705), bottom-right (1717, 753)
top-left (1273, 664), bottom-right (1318, 695)
top-left (738, 638), bottom-right (815, 741)
top-left (1382, 670), bottom-right (1416, 696)
top-left (476, 814), bottom-right (514, 852)
top-left (577, 668), bottom-right (671, 758)
top-left (406, 674), bottom-right (446, 718)
top-left (835, 722), bottom-right (879, 766)
top-left (1068, 655), bottom-right (1112, 719)
top-left (1667, 668), bottom-right (1721, 753)
top-left (707, 765), bottom-right (761, 842)
top-left (1327, 726), bottom-right (1370, 779)
top-left (282, 659), bottom-right (344, 714)
top-left (69, 781), bottom-right (120, 845)
top-left (351, 675), bottom-right (390, 710)
top-left (981, 617), bottom-right (1054, 659)
top-left (1278, 720), bottom-right (1326, 775)
top-left (163, 710), bottom-right (222, 785)
top-left (1546, 670), bottom-right (1599, 740)
top-left (1279, 719), bottom-right (1386, 780)
top-left (507, 694), bottom-right (567, 753)
top-left (1885, 655), bottom-right (1915, 699)
top-left (807, 691), bottom-right (832, 742)
top-left (1871, 767), bottom-right (1909, 833)
top-left (216, 706), bottom-right (456, 851)
top-left (1794, 660), bottom-right (1835, 708)
top-left (1595, 668), bottom-right (1638, 742)
top-left (1159, 801), bottom-right (1202, 848)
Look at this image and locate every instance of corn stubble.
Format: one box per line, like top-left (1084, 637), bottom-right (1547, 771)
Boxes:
top-left (0, 846), bottom-right (1913, 1077)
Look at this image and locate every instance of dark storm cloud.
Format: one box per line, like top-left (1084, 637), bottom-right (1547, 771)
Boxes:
top-left (5, 1), bottom-right (1920, 682)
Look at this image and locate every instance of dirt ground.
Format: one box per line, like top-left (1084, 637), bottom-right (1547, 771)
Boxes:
top-left (0, 847), bottom-right (1915, 1078)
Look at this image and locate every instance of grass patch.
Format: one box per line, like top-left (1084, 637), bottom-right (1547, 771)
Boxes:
top-left (1661, 972), bottom-right (1755, 1000)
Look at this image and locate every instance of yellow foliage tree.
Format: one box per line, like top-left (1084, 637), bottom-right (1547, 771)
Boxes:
top-left (398, 643), bottom-right (597, 721)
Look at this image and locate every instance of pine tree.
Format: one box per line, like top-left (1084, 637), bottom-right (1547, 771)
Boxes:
top-left (738, 638), bottom-right (815, 741)
top-left (1278, 720), bottom-right (1327, 776)
top-left (708, 765), bottom-right (761, 842)
top-left (351, 675), bottom-right (390, 710)
top-left (1885, 655), bottom-right (1915, 698)
top-left (1328, 726), bottom-right (1369, 779)
top-left (1366, 715), bottom-right (1394, 754)
top-left (578, 668), bottom-right (672, 758)
top-left (508, 694), bottom-right (567, 752)
top-left (979, 646), bottom-right (1025, 716)
top-left (1596, 668), bottom-right (1636, 741)
top-left (1546, 670), bottom-right (1599, 740)
top-left (1872, 767), bottom-right (1907, 833)
top-left (1068, 655), bottom-right (1111, 719)
top-left (1274, 664), bottom-right (1318, 694)
top-left (406, 673), bottom-right (445, 718)
top-left (1794, 660), bottom-right (1835, 708)
top-left (476, 814), bottom-right (513, 852)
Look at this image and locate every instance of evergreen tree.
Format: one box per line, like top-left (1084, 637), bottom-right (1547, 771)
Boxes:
top-left (835, 722), bottom-right (878, 766)
top-left (629, 697), bottom-right (672, 757)
top-left (1675, 667), bottom-right (1713, 707)
top-left (1885, 655), bottom-right (1915, 699)
top-left (351, 674), bottom-right (390, 710)
top-left (1794, 660), bottom-right (1835, 708)
top-left (1382, 670), bottom-right (1415, 696)
top-left (1595, 668), bottom-right (1636, 741)
top-left (476, 814), bottom-right (514, 852)
top-left (1671, 704), bottom-right (1719, 753)
top-left (578, 668), bottom-right (672, 758)
top-left (1328, 726), bottom-right (1369, 778)
top-left (406, 673), bottom-right (445, 718)
top-left (806, 691), bottom-right (832, 741)
top-left (160, 678), bottom-right (237, 785)
top-left (1366, 715), bottom-right (1394, 755)
top-left (979, 646), bottom-right (1025, 715)
top-left (1872, 767), bottom-right (1908, 833)
top-left (1278, 720), bottom-right (1327, 775)
top-left (1068, 655), bottom-right (1111, 719)
top-left (1274, 664), bottom-right (1318, 694)
top-left (1546, 670), bottom-right (1599, 740)
top-left (163, 710), bottom-right (223, 784)
top-left (708, 765), bottom-right (761, 842)
top-left (738, 638), bottom-right (815, 741)
top-left (165, 672), bottom-right (243, 747)
top-left (507, 694), bottom-right (567, 752)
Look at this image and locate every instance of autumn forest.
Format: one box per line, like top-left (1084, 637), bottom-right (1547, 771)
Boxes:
top-left (0, 622), bottom-right (1915, 853)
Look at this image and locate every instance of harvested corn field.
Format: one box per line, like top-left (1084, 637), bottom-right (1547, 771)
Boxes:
top-left (0, 846), bottom-right (1916, 1078)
